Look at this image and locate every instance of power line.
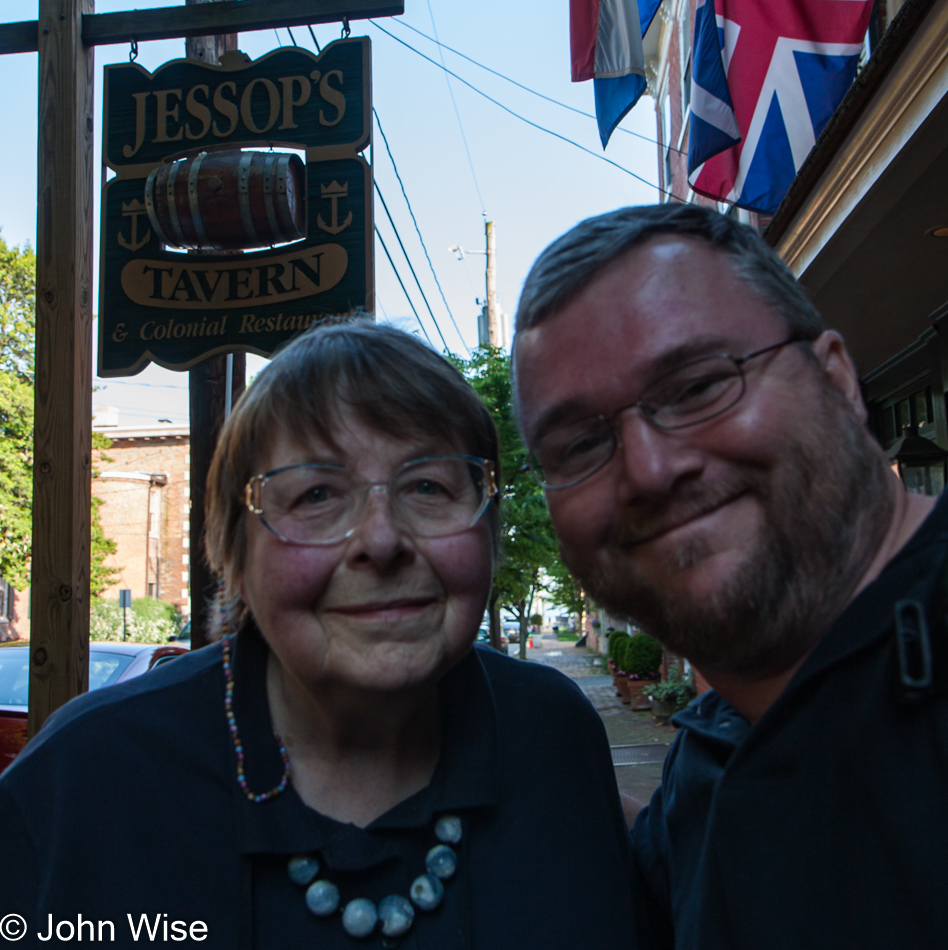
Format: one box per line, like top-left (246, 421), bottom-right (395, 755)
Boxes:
top-left (375, 180), bottom-right (450, 351)
top-left (375, 225), bottom-right (433, 346)
top-left (306, 24), bottom-right (322, 52)
top-left (390, 18), bottom-right (687, 156)
top-left (373, 108), bottom-right (469, 352)
top-left (425, 0), bottom-right (486, 214)
top-left (368, 20), bottom-right (676, 200)
top-left (102, 380), bottom-right (188, 390)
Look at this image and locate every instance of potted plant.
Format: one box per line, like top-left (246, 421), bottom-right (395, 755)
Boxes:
top-left (607, 631), bottom-right (630, 693)
top-left (649, 663), bottom-right (697, 722)
top-left (614, 637), bottom-right (633, 703)
top-left (626, 633), bottom-right (662, 710)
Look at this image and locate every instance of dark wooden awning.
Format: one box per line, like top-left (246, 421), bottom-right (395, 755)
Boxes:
top-left (765, 0), bottom-right (948, 378)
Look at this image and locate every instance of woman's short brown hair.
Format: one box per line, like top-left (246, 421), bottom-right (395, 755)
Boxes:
top-left (205, 318), bottom-right (500, 631)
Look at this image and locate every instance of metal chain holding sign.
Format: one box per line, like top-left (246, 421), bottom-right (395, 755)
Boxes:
top-left (186, 0), bottom-right (246, 651)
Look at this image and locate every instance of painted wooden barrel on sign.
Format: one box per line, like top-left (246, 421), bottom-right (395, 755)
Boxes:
top-left (144, 150), bottom-right (305, 251)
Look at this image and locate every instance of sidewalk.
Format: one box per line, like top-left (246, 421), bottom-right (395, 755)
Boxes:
top-left (525, 635), bottom-right (676, 805)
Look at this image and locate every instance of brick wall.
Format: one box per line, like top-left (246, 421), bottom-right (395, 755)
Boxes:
top-left (0, 582), bottom-right (28, 641)
top-left (93, 426), bottom-right (191, 620)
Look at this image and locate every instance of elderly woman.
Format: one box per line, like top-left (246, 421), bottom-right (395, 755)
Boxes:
top-left (0, 322), bottom-right (635, 948)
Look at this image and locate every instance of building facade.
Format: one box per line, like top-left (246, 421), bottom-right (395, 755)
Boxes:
top-left (93, 423), bottom-right (192, 619)
top-left (0, 578), bottom-right (27, 642)
top-left (765, 0), bottom-right (948, 476)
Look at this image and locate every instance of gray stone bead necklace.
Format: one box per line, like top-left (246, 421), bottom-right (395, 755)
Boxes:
top-left (288, 814), bottom-right (463, 941)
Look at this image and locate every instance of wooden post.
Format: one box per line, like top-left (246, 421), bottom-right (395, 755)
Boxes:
top-left (185, 0), bottom-right (244, 650)
top-left (189, 354), bottom-right (244, 648)
top-left (28, 0), bottom-right (95, 736)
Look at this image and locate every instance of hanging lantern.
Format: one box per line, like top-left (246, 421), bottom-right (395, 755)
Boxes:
top-left (885, 425), bottom-right (948, 496)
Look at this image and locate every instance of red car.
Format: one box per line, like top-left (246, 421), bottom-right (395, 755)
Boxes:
top-left (0, 641), bottom-right (188, 775)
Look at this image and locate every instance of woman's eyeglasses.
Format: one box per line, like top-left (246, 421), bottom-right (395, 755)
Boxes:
top-left (245, 455), bottom-right (498, 546)
top-left (530, 336), bottom-right (809, 490)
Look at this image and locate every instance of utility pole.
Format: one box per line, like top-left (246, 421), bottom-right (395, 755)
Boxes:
top-left (470, 220), bottom-right (500, 348)
top-left (485, 219), bottom-right (499, 346)
top-left (186, 0), bottom-right (245, 649)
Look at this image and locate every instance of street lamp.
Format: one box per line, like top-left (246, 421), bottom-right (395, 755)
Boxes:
top-left (886, 425), bottom-right (948, 496)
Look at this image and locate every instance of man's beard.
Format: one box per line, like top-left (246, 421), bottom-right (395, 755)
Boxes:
top-left (575, 389), bottom-right (895, 679)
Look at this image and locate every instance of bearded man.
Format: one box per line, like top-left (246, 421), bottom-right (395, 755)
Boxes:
top-left (512, 204), bottom-right (948, 949)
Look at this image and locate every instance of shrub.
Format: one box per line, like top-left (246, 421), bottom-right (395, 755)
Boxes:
top-left (649, 663), bottom-right (697, 710)
top-left (91, 597), bottom-right (182, 645)
top-left (608, 631), bottom-right (631, 666)
top-left (626, 633), bottom-right (662, 679)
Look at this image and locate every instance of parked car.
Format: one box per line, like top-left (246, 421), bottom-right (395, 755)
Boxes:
top-left (503, 621), bottom-right (521, 644)
top-left (169, 620), bottom-right (192, 648)
top-left (0, 641), bottom-right (188, 775)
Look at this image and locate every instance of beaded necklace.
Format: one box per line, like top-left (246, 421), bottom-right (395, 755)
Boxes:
top-left (222, 634), bottom-right (291, 802)
top-left (288, 814), bottom-right (463, 940)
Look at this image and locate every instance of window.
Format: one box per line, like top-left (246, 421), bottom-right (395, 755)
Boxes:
top-left (0, 649), bottom-right (28, 705)
top-left (682, 55), bottom-right (693, 121)
top-left (660, 92), bottom-right (674, 199)
top-left (876, 385), bottom-right (936, 447)
top-left (88, 653), bottom-right (135, 689)
top-left (0, 580), bottom-right (13, 622)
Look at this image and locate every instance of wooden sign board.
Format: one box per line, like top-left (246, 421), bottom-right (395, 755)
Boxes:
top-left (98, 38), bottom-right (373, 376)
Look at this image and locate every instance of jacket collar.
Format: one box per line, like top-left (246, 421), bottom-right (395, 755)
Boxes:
top-left (230, 623), bottom-right (500, 867)
top-left (676, 490), bottom-right (948, 741)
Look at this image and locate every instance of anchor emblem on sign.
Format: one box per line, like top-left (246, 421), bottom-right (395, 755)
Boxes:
top-left (118, 199), bottom-right (152, 251)
top-left (317, 181), bottom-right (353, 235)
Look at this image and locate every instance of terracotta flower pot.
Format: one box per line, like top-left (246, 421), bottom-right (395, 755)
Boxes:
top-left (616, 676), bottom-right (632, 704)
top-left (628, 679), bottom-right (658, 712)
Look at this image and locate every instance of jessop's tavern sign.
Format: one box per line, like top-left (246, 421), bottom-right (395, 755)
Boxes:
top-left (98, 38), bottom-right (373, 376)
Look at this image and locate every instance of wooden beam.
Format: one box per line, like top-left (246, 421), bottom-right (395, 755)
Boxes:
top-left (189, 354), bottom-right (244, 649)
top-left (28, 0), bottom-right (95, 737)
top-left (0, 21), bottom-right (37, 55)
top-left (0, 0), bottom-right (403, 54)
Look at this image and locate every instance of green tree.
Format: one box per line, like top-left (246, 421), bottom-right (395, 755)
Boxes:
top-left (545, 555), bottom-right (587, 640)
top-left (0, 231), bottom-right (119, 596)
top-left (453, 346), bottom-right (559, 658)
top-left (0, 370), bottom-right (34, 587)
top-left (90, 431), bottom-right (120, 597)
top-left (0, 234), bottom-right (37, 587)
top-left (0, 234), bottom-right (36, 383)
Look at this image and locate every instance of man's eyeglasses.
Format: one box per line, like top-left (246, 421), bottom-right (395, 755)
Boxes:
top-left (245, 455), bottom-right (498, 546)
top-left (530, 336), bottom-right (810, 490)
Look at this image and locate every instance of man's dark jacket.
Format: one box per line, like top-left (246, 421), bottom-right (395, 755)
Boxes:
top-left (632, 491), bottom-right (948, 949)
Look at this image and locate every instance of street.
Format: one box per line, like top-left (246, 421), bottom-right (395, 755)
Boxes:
top-left (522, 634), bottom-right (677, 805)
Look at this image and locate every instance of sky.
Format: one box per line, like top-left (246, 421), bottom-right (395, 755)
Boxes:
top-left (0, 0), bottom-right (662, 426)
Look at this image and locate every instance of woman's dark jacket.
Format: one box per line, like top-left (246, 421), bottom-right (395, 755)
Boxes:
top-left (0, 626), bottom-right (637, 949)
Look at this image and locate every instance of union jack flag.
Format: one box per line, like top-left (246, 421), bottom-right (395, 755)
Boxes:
top-left (688, 0), bottom-right (875, 213)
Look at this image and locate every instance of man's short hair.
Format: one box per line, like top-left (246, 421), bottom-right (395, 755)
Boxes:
top-left (205, 318), bottom-right (500, 630)
top-left (515, 204), bottom-right (823, 339)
